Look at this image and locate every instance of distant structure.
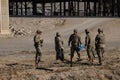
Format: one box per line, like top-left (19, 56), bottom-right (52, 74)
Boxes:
top-left (9, 0), bottom-right (120, 17)
top-left (0, 0), bottom-right (10, 35)
top-left (0, 0), bottom-right (120, 35)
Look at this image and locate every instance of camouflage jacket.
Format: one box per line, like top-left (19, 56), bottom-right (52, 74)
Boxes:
top-left (95, 33), bottom-right (105, 48)
top-left (68, 34), bottom-right (81, 47)
top-left (34, 34), bottom-right (43, 47)
top-left (55, 36), bottom-right (63, 49)
top-left (85, 34), bottom-right (94, 48)
top-left (95, 33), bottom-right (105, 45)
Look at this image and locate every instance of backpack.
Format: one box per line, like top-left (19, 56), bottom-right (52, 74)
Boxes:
top-left (98, 34), bottom-right (105, 44)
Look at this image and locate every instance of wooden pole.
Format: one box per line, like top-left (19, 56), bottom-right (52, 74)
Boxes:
top-left (42, 3), bottom-right (45, 16)
top-left (112, 0), bottom-right (115, 16)
top-left (84, 1), bottom-right (86, 16)
top-left (63, 0), bottom-right (66, 16)
top-left (77, 0), bottom-right (79, 16)
top-left (118, 0), bottom-right (120, 16)
top-left (32, 0), bottom-right (37, 15)
top-left (103, 0), bottom-right (106, 16)
top-left (94, 0), bottom-right (96, 16)
top-left (21, 1), bottom-right (23, 15)
top-left (51, 1), bottom-right (53, 16)
top-left (98, 1), bottom-right (101, 16)
top-left (25, 1), bottom-right (27, 15)
top-left (86, 0), bottom-right (90, 16)
top-left (16, 1), bottom-right (18, 15)
top-left (60, 1), bottom-right (62, 16)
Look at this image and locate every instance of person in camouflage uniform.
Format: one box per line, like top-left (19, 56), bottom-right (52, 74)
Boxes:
top-left (68, 29), bottom-right (82, 67)
top-left (101, 29), bottom-right (105, 58)
top-left (95, 28), bottom-right (105, 65)
top-left (34, 30), bottom-right (43, 68)
top-left (85, 29), bottom-right (95, 64)
top-left (55, 32), bottom-right (64, 61)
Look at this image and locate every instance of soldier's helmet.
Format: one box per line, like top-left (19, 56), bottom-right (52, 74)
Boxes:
top-left (74, 29), bottom-right (77, 33)
top-left (56, 32), bottom-right (60, 36)
top-left (36, 30), bottom-right (42, 34)
top-left (98, 28), bottom-right (102, 32)
top-left (85, 29), bottom-right (89, 33)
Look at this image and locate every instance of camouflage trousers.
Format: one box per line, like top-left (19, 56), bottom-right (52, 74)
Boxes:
top-left (96, 47), bottom-right (104, 65)
top-left (35, 45), bottom-right (42, 67)
top-left (56, 48), bottom-right (64, 61)
top-left (70, 46), bottom-right (80, 67)
top-left (86, 47), bottom-right (95, 62)
top-left (70, 46), bottom-right (80, 59)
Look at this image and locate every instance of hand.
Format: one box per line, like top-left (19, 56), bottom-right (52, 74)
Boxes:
top-left (85, 46), bottom-right (87, 49)
top-left (61, 47), bottom-right (64, 50)
top-left (40, 39), bottom-right (43, 43)
top-left (85, 44), bottom-right (86, 47)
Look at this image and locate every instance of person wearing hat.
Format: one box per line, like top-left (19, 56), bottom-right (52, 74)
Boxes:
top-left (34, 30), bottom-right (43, 68)
top-left (85, 29), bottom-right (95, 64)
top-left (95, 28), bottom-right (105, 65)
top-left (55, 32), bottom-right (64, 61)
top-left (68, 29), bottom-right (82, 67)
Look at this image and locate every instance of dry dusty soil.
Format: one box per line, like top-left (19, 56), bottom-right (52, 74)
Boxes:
top-left (0, 18), bottom-right (120, 80)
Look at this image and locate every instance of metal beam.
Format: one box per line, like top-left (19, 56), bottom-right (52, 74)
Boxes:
top-left (9, 0), bottom-right (119, 17)
top-left (94, 0), bottom-right (96, 16)
top-left (16, 1), bottom-right (18, 15)
top-left (60, 1), bottom-right (62, 16)
top-left (77, 0), bottom-right (79, 16)
top-left (25, 1), bottom-right (27, 15)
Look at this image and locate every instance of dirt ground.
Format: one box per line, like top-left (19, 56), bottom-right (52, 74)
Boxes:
top-left (0, 18), bottom-right (120, 80)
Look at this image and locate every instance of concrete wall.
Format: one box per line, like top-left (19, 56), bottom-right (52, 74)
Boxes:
top-left (0, 0), bottom-right (9, 34)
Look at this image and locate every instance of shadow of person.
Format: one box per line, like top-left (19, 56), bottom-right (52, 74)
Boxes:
top-left (80, 62), bottom-right (90, 65)
top-left (80, 62), bottom-right (97, 66)
top-left (36, 67), bottom-right (54, 72)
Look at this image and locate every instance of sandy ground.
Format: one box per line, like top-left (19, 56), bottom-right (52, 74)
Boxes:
top-left (0, 18), bottom-right (120, 80)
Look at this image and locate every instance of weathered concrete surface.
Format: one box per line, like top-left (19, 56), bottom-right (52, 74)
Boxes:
top-left (0, 0), bottom-right (10, 35)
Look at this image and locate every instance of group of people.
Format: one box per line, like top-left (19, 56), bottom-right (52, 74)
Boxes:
top-left (34, 28), bottom-right (105, 68)
top-left (85, 28), bottom-right (105, 66)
